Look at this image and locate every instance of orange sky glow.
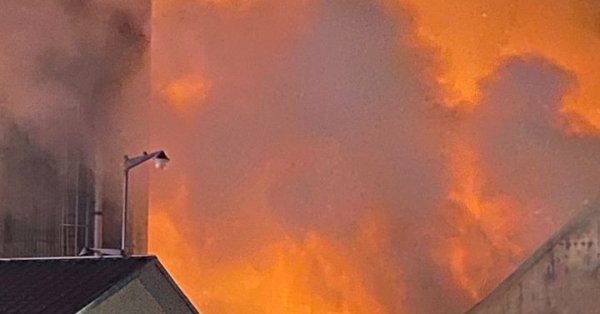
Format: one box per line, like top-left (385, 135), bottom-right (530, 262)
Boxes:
top-left (148, 0), bottom-right (600, 313)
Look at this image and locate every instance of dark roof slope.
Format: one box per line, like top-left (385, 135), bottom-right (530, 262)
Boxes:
top-left (0, 256), bottom-right (154, 314)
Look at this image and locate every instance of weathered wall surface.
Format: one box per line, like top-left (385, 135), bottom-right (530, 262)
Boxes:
top-left (0, 0), bottom-right (150, 257)
top-left (468, 206), bottom-right (600, 314)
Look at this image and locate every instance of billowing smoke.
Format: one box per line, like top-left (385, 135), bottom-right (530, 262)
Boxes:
top-left (473, 57), bottom-right (600, 216)
top-left (443, 57), bottom-right (600, 304)
top-left (0, 0), bottom-right (150, 253)
top-left (0, 0), bottom-right (147, 155)
top-left (2, 0), bottom-right (599, 313)
top-left (151, 0), bottom-right (454, 312)
top-left (150, 0), bottom-right (600, 313)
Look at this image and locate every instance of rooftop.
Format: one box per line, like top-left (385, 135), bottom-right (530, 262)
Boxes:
top-left (0, 255), bottom-right (197, 314)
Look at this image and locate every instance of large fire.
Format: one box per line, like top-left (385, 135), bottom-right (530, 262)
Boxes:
top-left (150, 160), bottom-right (397, 313)
top-left (444, 141), bottom-right (524, 300)
top-left (149, 0), bottom-right (600, 313)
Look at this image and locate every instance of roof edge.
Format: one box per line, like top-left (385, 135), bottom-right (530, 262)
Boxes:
top-left (75, 256), bottom-right (155, 313)
top-left (151, 257), bottom-right (200, 314)
top-left (465, 198), bottom-right (600, 313)
top-left (0, 254), bottom-right (154, 262)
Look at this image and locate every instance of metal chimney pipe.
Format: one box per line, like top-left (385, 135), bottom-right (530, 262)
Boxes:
top-left (93, 168), bottom-right (103, 251)
top-left (121, 167), bottom-right (130, 255)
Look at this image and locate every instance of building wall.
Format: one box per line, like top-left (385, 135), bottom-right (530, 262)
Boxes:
top-left (136, 262), bottom-right (198, 313)
top-left (468, 210), bottom-right (600, 314)
top-left (0, 0), bottom-right (150, 257)
top-left (80, 262), bottom-right (197, 314)
top-left (81, 278), bottom-right (166, 314)
top-left (0, 123), bottom-right (64, 257)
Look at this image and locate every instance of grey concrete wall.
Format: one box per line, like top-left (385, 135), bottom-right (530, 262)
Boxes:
top-left (468, 211), bottom-right (600, 314)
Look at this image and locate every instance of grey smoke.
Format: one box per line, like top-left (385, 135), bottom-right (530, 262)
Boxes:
top-left (0, 0), bottom-right (149, 252)
top-left (152, 1), bottom-right (600, 313)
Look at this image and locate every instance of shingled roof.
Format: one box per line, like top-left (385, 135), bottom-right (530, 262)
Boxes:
top-left (0, 255), bottom-right (197, 314)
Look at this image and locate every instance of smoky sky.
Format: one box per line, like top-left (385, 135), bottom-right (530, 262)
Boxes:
top-left (0, 0), bottom-right (148, 163)
top-left (1, 0), bottom-right (599, 313)
top-left (0, 0), bottom-right (150, 251)
top-left (472, 57), bottom-right (600, 230)
top-left (151, 0), bottom-right (600, 312)
top-left (153, 0), bottom-right (458, 312)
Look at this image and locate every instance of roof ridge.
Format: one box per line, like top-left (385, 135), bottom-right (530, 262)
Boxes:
top-left (72, 259), bottom-right (151, 313)
top-left (0, 255), bottom-right (155, 262)
top-left (0, 254), bottom-right (156, 313)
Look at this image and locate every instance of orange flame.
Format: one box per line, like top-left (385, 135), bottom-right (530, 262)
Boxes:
top-left (151, 210), bottom-right (389, 313)
top-left (443, 141), bottom-right (524, 299)
top-left (149, 0), bottom-right (600, 312)
top-left (149, 159), bottom-right (398, 313)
